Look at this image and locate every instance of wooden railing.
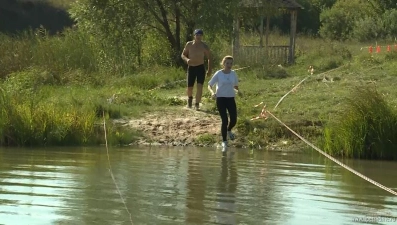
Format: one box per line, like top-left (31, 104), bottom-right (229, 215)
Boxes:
top-left (236, 45), bottom-right (289, 66)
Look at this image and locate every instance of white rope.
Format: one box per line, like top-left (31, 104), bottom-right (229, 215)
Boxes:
top-left (266, 110), bottom-right (397, 196)
top-left (103, 111), bottom-right (134, 224)
top-left (252, 64), bottom-right (397, 196)
top-left (274, 65), bottom-right (347, 110)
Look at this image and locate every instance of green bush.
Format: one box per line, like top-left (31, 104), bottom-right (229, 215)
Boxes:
top-left (323, 86), bottom-right (397, 160)
top-left (352, 9), bottom-right (397, 41)
top-left (319, 0), bottom-right (376, 40)
top-left (352, 17), bottom-right (382, 42)
top-left (141, 32), bottom-right (173, 67)
top-left (382, 9), bottom-right (397, 39)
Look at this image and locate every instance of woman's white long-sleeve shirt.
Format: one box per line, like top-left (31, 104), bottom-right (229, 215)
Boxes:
top-left (208, 70), bottom-right (239, 98)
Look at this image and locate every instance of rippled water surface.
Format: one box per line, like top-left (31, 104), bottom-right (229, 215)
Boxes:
top-left (0, 147), bottom-right (396, 225)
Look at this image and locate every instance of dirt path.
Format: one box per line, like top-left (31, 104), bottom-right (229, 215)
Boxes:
top-left (113, 102), bottom-right (305, 151)
top-left (118, 106), bottom-right (223, 147)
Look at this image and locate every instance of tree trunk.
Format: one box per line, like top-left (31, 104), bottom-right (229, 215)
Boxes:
top-left (185, 22), bottom-right (195, 43)
top-left (183, 0), bottom-right (199, 43)
top-left (141, 0), bottom-right (205, 67)
top-left (174, 1), bottom-right (183, 67)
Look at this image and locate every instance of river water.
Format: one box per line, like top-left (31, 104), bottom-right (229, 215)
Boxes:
top-left (0, 146), bottom-right (396, 225)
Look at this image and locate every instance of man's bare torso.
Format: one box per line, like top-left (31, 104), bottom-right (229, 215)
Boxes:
top-left (185, 41), bottom-right (208, 66)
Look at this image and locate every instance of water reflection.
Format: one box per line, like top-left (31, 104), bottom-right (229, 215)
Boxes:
top-left (185, 150), bottom-right (207, 224)
top-left (0, 147), bottom-right (397, 225)
top-left (215, 152), bottom-right (237, 225)
top-left (325, 158), bottom-right (397, 221)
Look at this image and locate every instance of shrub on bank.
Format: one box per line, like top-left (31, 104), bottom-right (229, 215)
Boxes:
top-left (323, 86), bottom-right (397, 160)
top-left (0, 86), bottom-right (96, 146)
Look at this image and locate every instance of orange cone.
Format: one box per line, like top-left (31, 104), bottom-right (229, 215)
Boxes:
top-left (376, 45), bottom-right (381, 53)
top-left (387, 45), bottom-right (391, 52)
top-left (369, 46), bottom-right (373, 54)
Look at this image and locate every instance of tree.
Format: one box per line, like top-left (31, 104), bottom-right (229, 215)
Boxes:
top-left (367, 0), bottom-right (396, 13)
top-left (295, 0), bottom-right (337, 35)
top-left (381, 9), bottom-right (397, 39)
top-left (319, 0), bottom-right (376, 40)
top-left (137, 0), bottom-right (239, 66)
top-left (69, 0), bottom-right (146, 72)
top-left (70, 0), bottom-right (239, 67)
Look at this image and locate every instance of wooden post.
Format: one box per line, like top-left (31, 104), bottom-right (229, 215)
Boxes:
top-left (288, 9), bottom-right (297, 64)
top-left (232, 15), bottom-right (240, 60)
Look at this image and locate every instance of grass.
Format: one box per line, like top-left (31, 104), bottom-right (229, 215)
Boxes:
top-left (0, 42), bottom-right (188, 147)
top-left (323, 85), bottom-right (397, 160)
top-left (196, 134), bottom-right (217, 147)
top-left (0, 29), bottom-right (97, 78)
top-left (1, 26), bottom-right (397, 160)
top-left (135, 39), bottom-right (397, 160)
top-left (0, 72), bottom-right (187, 147)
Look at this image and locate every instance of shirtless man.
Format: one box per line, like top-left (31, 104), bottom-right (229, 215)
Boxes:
top-left (181, 29), bottom-right (212, 110)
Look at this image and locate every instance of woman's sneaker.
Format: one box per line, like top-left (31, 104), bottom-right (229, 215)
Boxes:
top-left (221, 141), bottom-right (228, 152)
top-left (228, 131), bottom-right (235, 140)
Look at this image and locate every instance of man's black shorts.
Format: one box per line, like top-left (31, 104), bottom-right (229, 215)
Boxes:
top-left (187, 64), bottom-right (205, 87)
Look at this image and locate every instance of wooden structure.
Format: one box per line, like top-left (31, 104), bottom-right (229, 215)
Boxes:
top-left (233, 0), bottom-right (303, 65)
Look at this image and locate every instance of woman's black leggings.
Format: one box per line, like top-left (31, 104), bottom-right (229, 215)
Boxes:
top-left (216, 97), bottom-right (237, 142)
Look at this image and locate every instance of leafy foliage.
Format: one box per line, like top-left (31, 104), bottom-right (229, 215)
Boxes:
top-left (319, 0), bottom-right (376, 40)
top-left (69, 0), bottom-right (145, 73)
top-left (68, 0), bottom-right (241, 67)
top-left (323, 86), bottom-right (397, 160)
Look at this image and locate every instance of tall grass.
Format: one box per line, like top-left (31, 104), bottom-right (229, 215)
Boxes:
top-left (0, 28), bottom-right (97, 78)
top-left (0, 87), bottom-right (96, 146)
top-left (323, 86), bottom-right (397, 160)
top-left (0, 63), bottom-right (188, 147)
top-left (0, 25), bottom-right (189, 147)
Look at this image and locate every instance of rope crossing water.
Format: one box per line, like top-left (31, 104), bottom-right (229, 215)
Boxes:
top-left (252, 64), bottom-right (397, 197)
top-left (103, 111), bottom-right (134, 224)
top-left (265, 110), bottom-right (397, 196)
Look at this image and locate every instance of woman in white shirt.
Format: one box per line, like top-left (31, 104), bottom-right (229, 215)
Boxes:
top-left (208, 55), bottom-right (240, 152)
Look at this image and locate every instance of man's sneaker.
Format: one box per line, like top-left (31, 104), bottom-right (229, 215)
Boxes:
top-left (187, 97), bottom-right (193, 108)
top-left (194, 103), bottom-right (200, 111)
top-left (221, 141), bottom-right (228, 152)
top-left (228, 131), bottom-right (235, 140)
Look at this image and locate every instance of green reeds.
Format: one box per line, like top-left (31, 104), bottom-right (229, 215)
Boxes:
top-left (0, 28), bottom-right (98, 78)
top-left (0, 85), bottom-right (97, 146)
top-left (0, 65), bottom-right (185, 147)
top-left (323, 86), bottom-right (397, 160)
